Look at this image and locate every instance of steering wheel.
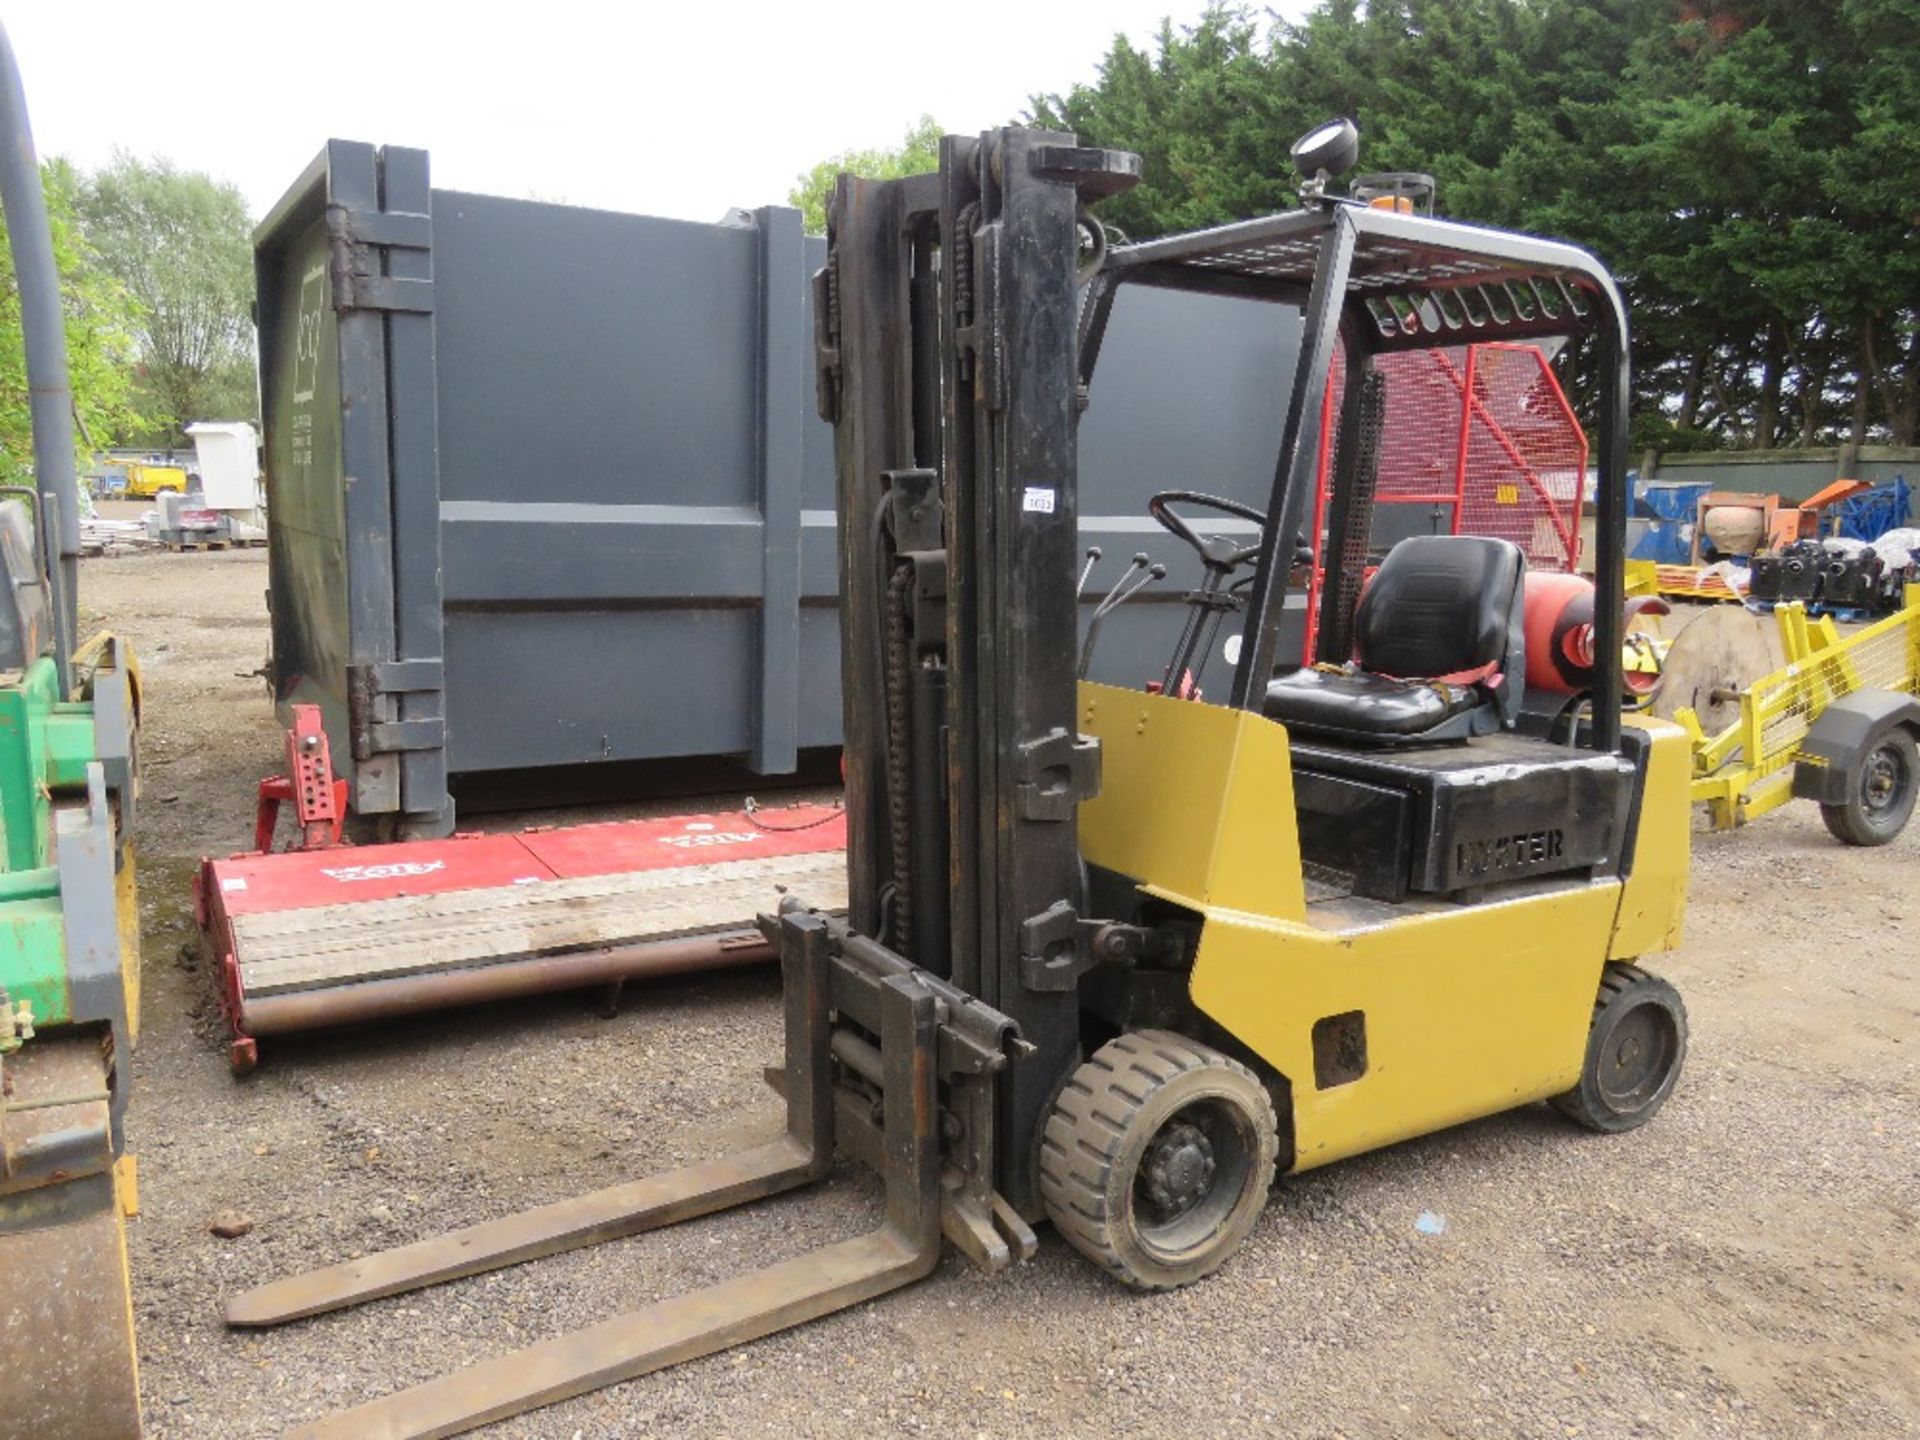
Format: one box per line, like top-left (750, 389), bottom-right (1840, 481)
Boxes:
top-left (1148, 489), bottom-right (1268, 571)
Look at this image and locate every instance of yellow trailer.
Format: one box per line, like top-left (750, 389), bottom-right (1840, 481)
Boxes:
top-left (1672, 588), bottom-right (1920, 841)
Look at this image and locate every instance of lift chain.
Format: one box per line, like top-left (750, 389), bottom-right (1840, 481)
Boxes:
top-left (884, 563), bottom-right (916, 957)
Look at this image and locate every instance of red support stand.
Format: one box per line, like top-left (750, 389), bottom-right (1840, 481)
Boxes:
top-left (254, 704), bottom-right (348, 853)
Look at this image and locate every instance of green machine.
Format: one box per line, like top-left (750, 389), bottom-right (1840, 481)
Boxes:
top-left (0, 19), bottom-right (146, 1440)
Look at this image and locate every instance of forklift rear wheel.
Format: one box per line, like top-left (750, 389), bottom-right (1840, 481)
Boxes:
top-left (1552, 963), bottom-right (1687, 1134)
top-left (1820, 727), bottom-right (1917, 847)
top-left (1039, 1030), bottom-right (1277, 1291)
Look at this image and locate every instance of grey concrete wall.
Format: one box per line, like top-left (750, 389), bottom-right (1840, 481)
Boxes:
top-left (1646, 446), bottom-right (1919, 505)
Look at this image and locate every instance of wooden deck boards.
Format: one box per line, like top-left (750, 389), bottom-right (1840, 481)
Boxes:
top-left (234, 850), bottom-right (847, 997)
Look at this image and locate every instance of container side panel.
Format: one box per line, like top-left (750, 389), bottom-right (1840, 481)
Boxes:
top-left (440, 609), bottom-right (758, 772)
top-left (750, 205), bottom-right (807, 775)
top-left (263, 169), bottom-right (1308, 792)
top-left (260, 214), bottom-right (351, 746)
top-left (432, 193), bottom-right (760, 507)
top-left (439, 504), bottom-right (767, 604)
top-left (1075, 285), bottom-right (1303, 685)
top-left (794, 604), bottom-right (844, 746)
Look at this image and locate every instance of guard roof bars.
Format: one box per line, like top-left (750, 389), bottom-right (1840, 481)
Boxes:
top-left (1078, 200), bottom-right (1633, 752)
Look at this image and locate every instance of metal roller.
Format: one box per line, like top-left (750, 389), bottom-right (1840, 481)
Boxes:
top-left (1650, 605), bottom-right (1785, 734)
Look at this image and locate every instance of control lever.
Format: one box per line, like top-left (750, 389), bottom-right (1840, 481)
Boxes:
top-left (1079, 552), bottom-right (1165, 679)
top-left (1076, 546), bottom-right (1103, 599)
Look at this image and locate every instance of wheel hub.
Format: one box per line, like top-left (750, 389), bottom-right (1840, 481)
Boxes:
top-left (1142, 1121), bottom-right (1216, 1213)
top-left (1864, 749), bottom-right (1901, 812)
top-left (1601, 1007), bottom-right (1671, 1105)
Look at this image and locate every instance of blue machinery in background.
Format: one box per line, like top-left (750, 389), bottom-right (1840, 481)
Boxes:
top-left (1632, 475), bottom-right (1912, 565)
top-left (1827, 476), bottom-right (1912, 544)
top-left (1632, 482), bottom-right (1712, 564)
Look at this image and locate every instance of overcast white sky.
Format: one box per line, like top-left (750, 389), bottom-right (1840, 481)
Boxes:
top-left (9, 0), bottom-right (1294, 224)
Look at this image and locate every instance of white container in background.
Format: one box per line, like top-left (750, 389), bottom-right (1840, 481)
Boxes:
top-left (185, 421), bottom-right (266, 537)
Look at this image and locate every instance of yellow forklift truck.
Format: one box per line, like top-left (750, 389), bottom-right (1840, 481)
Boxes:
top-left (228, 122), bottom-right (1693, 1437)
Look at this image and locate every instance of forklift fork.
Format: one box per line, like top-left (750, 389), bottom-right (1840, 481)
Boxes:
top-left (227, 908), bottom-right (1033, 1440)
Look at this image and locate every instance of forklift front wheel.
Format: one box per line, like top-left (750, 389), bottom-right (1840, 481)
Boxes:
top-left (1552, 963), bottom-right (1687, 1134)
top-left (1040, 1030), bottom-right (1277, 1291)
top-left (1819, 727), bottom-right (1917, 847)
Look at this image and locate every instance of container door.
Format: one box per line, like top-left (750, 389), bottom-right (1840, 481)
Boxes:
top-left (255, 140), bottom-right (450, 834)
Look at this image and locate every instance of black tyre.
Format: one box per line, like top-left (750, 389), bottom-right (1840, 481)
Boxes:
top-left (1039, 1029), bottom-right (1278, 1291)
top-left (1552, 963), bottom-right (1688, 1134)
top-left (1820, 727), bottom-right (1917, 847)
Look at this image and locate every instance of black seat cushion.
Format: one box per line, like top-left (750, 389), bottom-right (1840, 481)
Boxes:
top-left (1355, 535), bottom-right (1522, 678)
top-left (1263, 535), bottom-right (1527, 742)
top-left (1263, 667), bottom-right (1483, 738)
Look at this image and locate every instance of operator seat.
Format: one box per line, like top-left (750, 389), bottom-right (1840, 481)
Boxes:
top-left (1264, 535), bottom-right (1527, 743)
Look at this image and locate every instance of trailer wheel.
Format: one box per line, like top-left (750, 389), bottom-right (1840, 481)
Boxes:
top-left (1820, 727), bottom-right (1917, 847)
top-left (1040, 1030), bottom-right (1276, 1291)
top-left (1552, 963), bottom-right (1687, 1134)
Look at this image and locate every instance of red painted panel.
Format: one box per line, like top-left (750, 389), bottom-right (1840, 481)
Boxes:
top-left (519, 807), bottom-right (846, 880)
top-left (207, 833), bottom-right (557, 916)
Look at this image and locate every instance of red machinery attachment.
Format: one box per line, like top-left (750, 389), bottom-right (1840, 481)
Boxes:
top-left (197, 807), bottom-right (847, 1074)
top-left (200, 712), bottom-right (847, 1073)
top-left (253, 703), bottom-right (346, 852)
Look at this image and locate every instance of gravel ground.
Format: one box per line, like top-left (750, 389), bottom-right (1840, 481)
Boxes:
top-left (74, 544), bottom-right (1920, 1440)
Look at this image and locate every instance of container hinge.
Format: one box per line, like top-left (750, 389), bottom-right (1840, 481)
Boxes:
top-left (347, 660), bottom-right (446, 759)
top-left (1013, 728), bottom-right (1100, 822)
top-left (326, 204), bottom-right (434, 315)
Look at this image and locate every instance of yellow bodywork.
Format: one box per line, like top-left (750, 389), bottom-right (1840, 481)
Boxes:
top-left (122, 463), bottom-right (187, 499)
top-left (1077, 682), bottom-right (1691, 1174)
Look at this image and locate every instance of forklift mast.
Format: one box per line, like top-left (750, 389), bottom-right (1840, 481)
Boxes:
top-left (819, 129), bottom-right (1141, 1214)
